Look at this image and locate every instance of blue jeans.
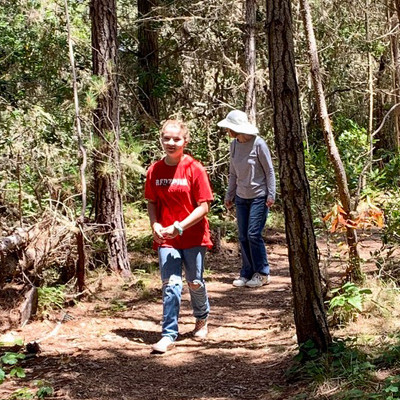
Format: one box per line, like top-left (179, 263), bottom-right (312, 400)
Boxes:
top-left (158, 246), bottom-right (209, 341)
top-left (235, 195), bottom-right (270, 279)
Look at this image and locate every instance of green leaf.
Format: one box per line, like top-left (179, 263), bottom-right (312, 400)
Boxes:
top-left (36, 386), bottom-right (54, 398)
top-left (10, 366), bottom-right (26, 378)
top-left (347, 297), bottom-right (363, 311)
top-left (1, 352), bottom-right (25, 365)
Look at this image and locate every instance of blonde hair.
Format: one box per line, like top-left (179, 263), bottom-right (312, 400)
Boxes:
top-left (160, 119), bottom-right (190, 142)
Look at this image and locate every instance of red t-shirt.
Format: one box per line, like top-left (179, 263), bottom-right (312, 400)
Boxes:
top-left (145, 155), bottom-right (214, 250)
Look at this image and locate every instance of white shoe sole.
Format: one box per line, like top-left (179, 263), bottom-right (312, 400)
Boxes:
top-left (152, 340), bottom-right (175, 353)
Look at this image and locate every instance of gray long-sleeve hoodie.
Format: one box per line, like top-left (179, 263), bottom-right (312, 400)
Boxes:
top-left (225, 136), bottom-right (276, 202)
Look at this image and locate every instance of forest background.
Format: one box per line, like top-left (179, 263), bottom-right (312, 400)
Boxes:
top-left (1, 0), bottom-right (400, 399)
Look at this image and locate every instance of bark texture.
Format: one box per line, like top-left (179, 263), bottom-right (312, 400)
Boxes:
top-left (138, 0), bottom-right (160, 123)
top-left (266, 0), bottom-right (331, 351)
top-left (389, 9), bottom-right (400, 151)
top-left (90, 0), bottom-right (130, 276)
top-left (245, 0), bottom-right (257, 123)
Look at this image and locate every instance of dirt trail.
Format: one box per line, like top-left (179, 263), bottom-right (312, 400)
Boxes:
top-left (0, 231), bottom-right (380, 400)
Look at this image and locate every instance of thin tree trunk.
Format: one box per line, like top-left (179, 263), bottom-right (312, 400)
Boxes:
top-left (245, 0), bottom-right (257, 123)
top-left (390, 7), bottom-right (400, 149)
top-left (373, 2), bottom-right (398, 160)
top-left (138, 0), bottom-right (160, 123)
top-left (395, 0), bottom-right (400, 22)
top-left (65, 0), bottom-right (88, 294)
top-left (90, 0), bottom-right (130, 277)
top-left (299, 0), bottom-right (362, 282)
top-left (266, 0), bottom-right (331, 352)
top-left (366, 2), bottom-right (374, 171)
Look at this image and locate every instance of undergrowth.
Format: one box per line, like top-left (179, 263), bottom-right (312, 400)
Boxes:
top-left (288, 335), bottom-right (400, 399)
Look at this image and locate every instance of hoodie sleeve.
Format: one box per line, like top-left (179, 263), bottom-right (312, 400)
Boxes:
top-left (257, 138), bottom-right (276, 201)
top-left (225, 141), bottom-right (237, 202)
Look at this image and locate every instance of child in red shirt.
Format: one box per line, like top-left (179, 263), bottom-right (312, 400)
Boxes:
top-left (145, 120), bottom-right (214, 353)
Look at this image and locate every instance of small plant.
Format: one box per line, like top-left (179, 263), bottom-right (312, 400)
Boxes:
top-left (0, 352), bottom-right (26, 384)
top-left (35, 381), bottom-right (54, 399)
top-left (287, 338), bottom-right (376, 396)
top-left (322, 198), bottom-right (384, 233)
top-left (110, 299), bottom-right (127, 312)
top-left (37, 285), bottom-right (66, 318)
top-left (382, 375), bottom-right (400, 400)
top-left (8, 388), bottom-right (34, 399)
top-left (327, 282), bottom-right (372, 325)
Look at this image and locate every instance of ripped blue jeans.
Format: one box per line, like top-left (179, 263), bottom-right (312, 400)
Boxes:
top-left (158, 246), bottom-right (209, 341)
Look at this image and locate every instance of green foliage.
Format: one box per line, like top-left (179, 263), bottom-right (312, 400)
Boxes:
top-left (374, 334), bottom-right (400, 368)
top-left (8, 388), bottom-right (35, 400)
top-left (208, 214), bottom-right (238, 242)
top-left (382, 375), bottom-right (400, 400)
top-left (0, 351), bottom-right (26, 385)
top-left (127, 233), bottom-right (153, 252)
top-left (2, 352), bottom-right (25, 366)
top-left (288, 338), bottom-right (375, 388)
top-left (305, 142), bottom-right (337, 217)
top-left (369, 154), bottom-right (400, 191)
top-left (327, 282), bottom-right (372, 325)
top-left (37, 285), bottom-right (66, 318)
top-left (119, 140), bottom-right (146, 202)
top-left (295, 339), bottom-right (321, 362)
top-left (288, 333), bottom-right (400, 398)
top-left (335, 117), bottom-right (369, 189)
top-left (7, 383), bottom-right (53, 400)
top-left (36, 385), bottom-right (53, 399)
top-left (381, 191), bottom-right (400, 245)
top-left (110, 299), bottom-right (127, 313)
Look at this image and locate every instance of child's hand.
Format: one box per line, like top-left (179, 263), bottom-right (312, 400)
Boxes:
top-left (160, 225), bottom-right (179, 239)
top-left (152, 222), bottom-right (166, 244)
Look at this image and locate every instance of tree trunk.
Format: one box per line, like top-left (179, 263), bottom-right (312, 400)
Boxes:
top-left (395, 0), bottom-right (400, 22)
top-left (138, 0), bottom-right (160, 123)
top-left (299, 0), bottom-right (362, 282)
top-left (90, 0), bottom-right (130, 276)
top-left (366, 2), bottom-right (374, 169)
top-left (389, 8), bottom-right (400, 150)
top-left (64, 0), bottom-right (88, 293)
top-left (266, 0), bottom-right (331, 352)
top-left (373, 4), bottom-right (398, 160)
top-left (245, 0), bottom-right (257, 124)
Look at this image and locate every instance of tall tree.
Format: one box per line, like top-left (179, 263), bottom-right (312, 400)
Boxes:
top-left (245, 0), bottom-right (257, 123)
top-left (137, 0), bottom-right (160, 123)
top-left (299, 0), bottom-right (362, 282)
top-left (372, 4), bottom-right (399, 161)
top-left (64, 0), bottom-right (88, 293)
top-left (90, 0), bottom-right (131, 276)
top-left (388, 6), bottom-right (400, 151)
top-left (266, 0), bottom-right (331, 351)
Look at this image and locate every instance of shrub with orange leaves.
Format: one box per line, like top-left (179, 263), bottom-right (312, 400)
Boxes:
top-left (323, 198), bottom-right (384, 233)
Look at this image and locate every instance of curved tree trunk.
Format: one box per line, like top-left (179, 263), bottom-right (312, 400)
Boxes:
top-left (266, 0), bottom-right (331, 352)
top-left (245, 0), bottom-right (257, 124)
top-left (299, 0), bottom-right (362, 282)
top-left (90, 0), bottom-right (130, 276)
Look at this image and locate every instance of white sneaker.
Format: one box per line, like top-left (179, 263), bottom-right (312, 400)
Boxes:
top-left (245, 273), bottom-right (270, 288)
top-left (233, 277), bottom-right (249, 287)
top-left (152, 336), bottom-right (175, 353)
top-left (193, 318), bottom-right (208, 338)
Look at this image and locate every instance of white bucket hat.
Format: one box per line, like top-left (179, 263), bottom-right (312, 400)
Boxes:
top-left (217, 110), bottom-right (258, 135)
